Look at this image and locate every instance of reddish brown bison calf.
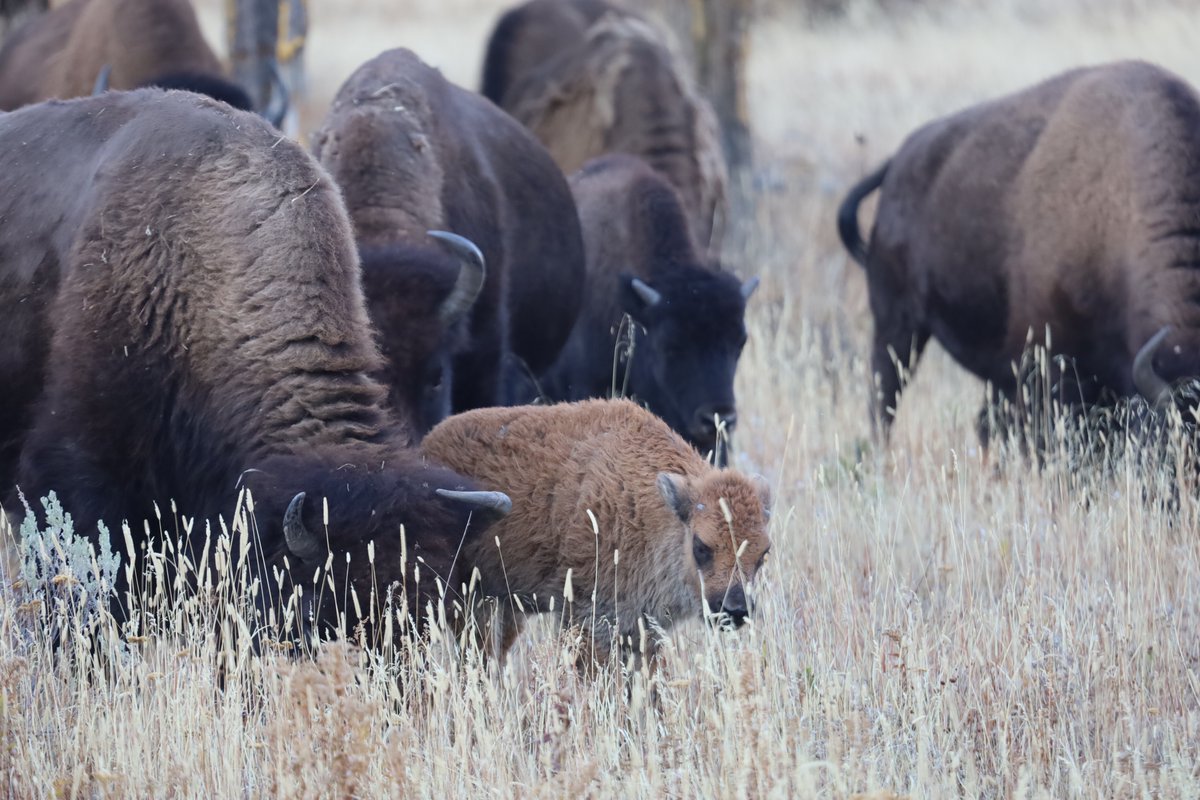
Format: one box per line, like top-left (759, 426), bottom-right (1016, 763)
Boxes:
top-left (421, 398), bottom-right (772, 667)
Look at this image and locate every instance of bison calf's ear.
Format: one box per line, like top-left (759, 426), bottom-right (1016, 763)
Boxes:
top-left (656, 471), bottom-right (692, 523)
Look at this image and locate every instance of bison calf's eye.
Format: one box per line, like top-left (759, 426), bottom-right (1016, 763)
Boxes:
top-left (693, 536), bottom-right (713, 568)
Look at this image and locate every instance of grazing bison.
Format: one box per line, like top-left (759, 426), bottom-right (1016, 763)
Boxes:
top-left (837, 60), bottom-right (1200, 441)
top-left (484, 4), bottom-right (729, 254)
top-left (312, 47), bottom-right (586, 426)
top-left (480, 0), bottom-right (617, 106)
top-left (422, 398), bottom-right (772, 667)
top-left (0, 90), bottom-right (509, 637)
top-left (544, 155), bottom-right (757, 462)
top-left (0, 0), bottom-right (283, 123)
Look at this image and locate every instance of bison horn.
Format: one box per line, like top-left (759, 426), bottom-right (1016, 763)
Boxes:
top-left (741, 276), bottom-right (760, 300)
top-left (428, 231), bottom-right (486, 325)
top-left (263, 60), bottom-right (290, 130)
top-left (631, 278), bottom-right (663, 309)
top-left (435, 488), bottom-right (513, 516)
top-left (283, 492), bottom-right (325, 562)
top-left (92, 64), bottom-right (112, 96)
top-left (1132, 326), bottom-right (1173, 408)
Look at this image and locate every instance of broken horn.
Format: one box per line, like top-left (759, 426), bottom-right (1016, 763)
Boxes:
top-left (428, 230), bottom-right (487, 325)
top-left (435, 488), bottom-right (513, 515)
top-left (283, 492), bottom-right (325, 562)
top-left (741, 276), bottom-right (761, 300)
top-left (1132, 325), bottom-right (1173, 408)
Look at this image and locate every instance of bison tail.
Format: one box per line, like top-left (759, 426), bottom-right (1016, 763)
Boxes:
top-left (836, 159), bottom-right (890, 268)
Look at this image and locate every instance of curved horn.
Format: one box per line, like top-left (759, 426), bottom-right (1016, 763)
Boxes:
top-left (263, 60), bottom-right (290, 129)
top-left (283, 492), bottom-right (325, 562)
top-left (741, 276), bottom-right (760, 301)
top-left (631, 278), bottom-right (662, 308)
top-left (1132, 326), bottom-right (1173, 407)
top-left (436, 488), bottom-right (513, 516)
top-left (428, 230), bottom-right (486, 325)
top-left (92, 64), bottom-right (112, 96)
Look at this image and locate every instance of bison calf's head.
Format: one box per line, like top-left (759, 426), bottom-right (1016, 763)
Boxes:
top-left (620, 269), bottom-right (758, 460)
top-left (656, 469), bottom-right (772, 628)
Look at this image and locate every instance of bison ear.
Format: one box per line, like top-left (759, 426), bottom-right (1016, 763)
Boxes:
top-left (656, 472), bottom-right (692, 523)
top-left (620, 275), bottom-right (662, 322)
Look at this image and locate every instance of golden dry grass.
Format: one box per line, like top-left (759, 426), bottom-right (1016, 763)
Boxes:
top-left (4, 1), bottom-right (1200, 797)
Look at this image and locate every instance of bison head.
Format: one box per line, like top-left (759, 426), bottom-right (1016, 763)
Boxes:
top-left (245, 451), bottom-right (510, 642)
top-left (656, 469), bottom-right (772, 628)
top-left (618, 266), bottom-right (758, 461)
top-left (360, 232), bottom-right (485, 435)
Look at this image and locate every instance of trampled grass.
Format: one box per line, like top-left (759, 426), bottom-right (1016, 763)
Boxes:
top-left (3, 1), bottom-right (1200, 797)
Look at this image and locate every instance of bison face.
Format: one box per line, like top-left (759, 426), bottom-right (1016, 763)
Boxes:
top-left (360, 233), bottom-right (485, 435)
top-left (656, 470), bottom-right (772, 628)
top-left (619, 267), bottom-right (758, 459)
top-left (245, 453), bottom-right (510, 641)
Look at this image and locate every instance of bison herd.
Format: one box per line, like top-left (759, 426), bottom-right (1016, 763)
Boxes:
top-left (0, 0), bottom-right (1196, 669)
top-left (0, 0), bottom-right (767, 664)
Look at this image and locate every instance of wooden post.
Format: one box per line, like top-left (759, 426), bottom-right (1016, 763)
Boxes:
top-left (226, 0), bottom-right (279, 112)
top-left (0, 0), bottom-right (47, 46)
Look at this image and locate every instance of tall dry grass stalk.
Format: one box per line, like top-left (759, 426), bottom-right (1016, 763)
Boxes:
top-left (4, 1), bottom-right (1200, 797)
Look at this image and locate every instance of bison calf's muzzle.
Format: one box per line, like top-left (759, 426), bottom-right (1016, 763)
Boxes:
top-left (709, 583), bottom-right (751, 629)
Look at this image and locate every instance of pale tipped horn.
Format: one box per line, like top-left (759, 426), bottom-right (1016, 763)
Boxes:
top-left (428, 230), bottom-right (486, 325)
top-left (283, 492), bottom-right (325, 561)
top-left (630, 277), bottom-right (662, 308)
top-left (1132, 326), bottom-right (1173, 407)
top-left (435, 488), bottom-right (513, 516)
top-left (92, 64), bottom-right (112, 95)
top-left (741, 276), bottom-right (760, 300)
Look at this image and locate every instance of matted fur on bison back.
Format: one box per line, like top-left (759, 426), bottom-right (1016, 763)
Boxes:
top-left (421, 398), bottom-right (772, 664)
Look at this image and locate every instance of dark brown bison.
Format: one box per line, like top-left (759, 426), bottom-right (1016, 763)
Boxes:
top-left (0, 90), bottom-right (508, 637)
top-left (837, 60), bottom-right (1200, 440)
top-left (482, 2), bottom-right (728, 254)
top-left (543, 155), bottom-right (757, 462)
top-left (421, 398), bottom-right (772, 667)
top-left (0, 0), bottom-right (283, 123)
top-left (311, 47), bottom-right (586, 428)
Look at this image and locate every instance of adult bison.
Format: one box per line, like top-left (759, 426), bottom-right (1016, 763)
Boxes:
top-left (0, 90), bottom-right (508, 638)
top-left (544, 155), bottom-right (757, 463)
top-left (482, 3), bottom-right (728, 255)
top-left (311, 47), bottom-right (585, 427)
top-left (0, 0), bottom-right (283, 124)
top-left (422, 398), bottom-right (772, 668)
top-left (837, 60), bottom-right (1200, 441)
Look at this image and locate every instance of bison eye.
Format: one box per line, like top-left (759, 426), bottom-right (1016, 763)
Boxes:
top-left (693, 536), bottom-right (714, 568)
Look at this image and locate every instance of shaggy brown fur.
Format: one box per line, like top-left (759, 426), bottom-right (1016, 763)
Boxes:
top-left (490, 7), bottom-right (728, 254)
top-left (421, 398), bottom-right (772, 666)
top-left (0, 90), bottom-right (506, 638)
top-left (0, 0), bottom-right (251, 111)
top-left (837, 60), bottom-right (1200, 438)
top-left (545, 155), bottom-right (757, 460)
top-left (312, 47), bottom-right (586, 421)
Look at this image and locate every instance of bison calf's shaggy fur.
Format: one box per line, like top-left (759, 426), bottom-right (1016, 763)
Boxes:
top-left (0, 91), bottom-right (508, 641)
top-left (544, 155), bottom-right (758, 463)
top-left (838, 60), bottom-right (1200, 443)
top-left (421, 399), bottom-right (772, 668)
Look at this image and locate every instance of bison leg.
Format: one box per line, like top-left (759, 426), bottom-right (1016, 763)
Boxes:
top-left (871, 321), bottom-right (930, 440)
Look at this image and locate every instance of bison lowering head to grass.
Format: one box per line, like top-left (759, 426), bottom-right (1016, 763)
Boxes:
top-left (421, 398), bottom-right (772, 668)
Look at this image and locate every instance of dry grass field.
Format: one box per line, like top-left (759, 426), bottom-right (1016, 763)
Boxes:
top-left (4, 0), bottom-right (1200, 797)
